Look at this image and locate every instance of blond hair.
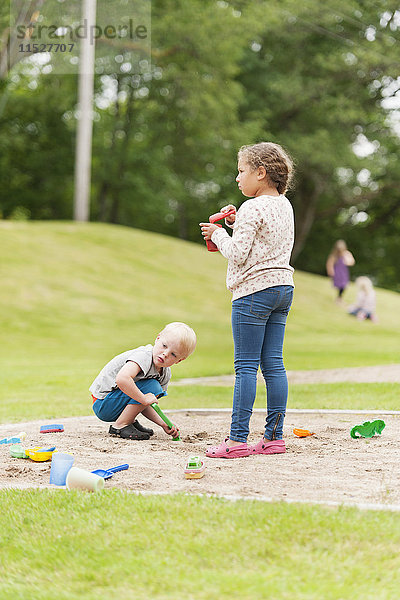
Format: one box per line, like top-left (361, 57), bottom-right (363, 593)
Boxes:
top-left (238, 142), bottom-right (294, 194)
top-left (159, 322), bottom-right (197, 357)
top-left (355, 276), bottom-right (374, 293)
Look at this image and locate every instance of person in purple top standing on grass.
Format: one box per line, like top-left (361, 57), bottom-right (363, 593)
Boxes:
top-left (326, 240), bottom-right (355, 303)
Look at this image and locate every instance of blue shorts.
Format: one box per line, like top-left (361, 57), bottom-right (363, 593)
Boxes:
top-left (92, 379), bottom-right (167, 423)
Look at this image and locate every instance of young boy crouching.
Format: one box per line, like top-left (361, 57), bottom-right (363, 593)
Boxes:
top-left (90, 322), bottom-right (196, 440)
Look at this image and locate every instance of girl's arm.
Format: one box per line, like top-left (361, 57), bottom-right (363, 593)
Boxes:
top-left (199, 204), bottom-right (237, 239)
top-left (210, 203), bottom-right (261, 264)
top-left (326, 255), bottom-right (335, 277)
top-left (220, 204), bottom-right (237, 227)
top-left (343, 250), bottom-right (355, 266)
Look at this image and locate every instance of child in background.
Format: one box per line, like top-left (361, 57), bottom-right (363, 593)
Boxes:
top-left (348, 276), bottom-right (377, 322)
top-left (326, 240), bottom-right (355, 302)
top-left (200, 142), bottom-right (295, 458)
top-left (90, 322), bottom-right (196, 440)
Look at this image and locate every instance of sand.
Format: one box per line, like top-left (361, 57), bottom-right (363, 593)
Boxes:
top-left (1, 409), bottom-right (400, 509)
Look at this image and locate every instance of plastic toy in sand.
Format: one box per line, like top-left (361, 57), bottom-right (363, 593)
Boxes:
top-left (66, 467), bottom-right (104, 492)
top-left (184, 456), bottom-right (206, 479)
top-left (10, 444), bottom-right (56, 461)
top-left (350, 419), bottom-right (385, 439)
top-left (151, 403), bottom-right (180, 441)
top-left (25, 447), bottom-right (56, 461)
top-left (50, 452), bottom-right (74, 485)
top-left (9, 444), bottom-right (29, 459)
top-left (91, 464), bottom-right (129, 480)
top-left (293, 428), bottom-right (315, 438)
top-left (40, 424), bottom-right (64, 433)
top-left (205, 209), bottom-right (236, 252)
top-left (0, 431), bottom-right (27, 444)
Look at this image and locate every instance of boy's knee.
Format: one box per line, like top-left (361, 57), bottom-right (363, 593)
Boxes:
top-left (135, 379), bottom-right (166, 398)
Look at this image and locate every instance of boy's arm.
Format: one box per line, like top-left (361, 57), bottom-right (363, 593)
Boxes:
top-left (141, 406), bottom-right (180, 437)
top-left (115, 361), bottom-right (158, 406)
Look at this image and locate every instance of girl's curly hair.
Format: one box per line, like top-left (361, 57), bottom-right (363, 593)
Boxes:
top-left (238, 142), bottom-right (294, 194)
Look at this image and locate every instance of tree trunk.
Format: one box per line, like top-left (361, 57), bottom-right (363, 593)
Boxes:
top-left (292, 196), bottom-right (317, 260)
top-left (109, 84), bottom-right (135, 224)
top-left (292, 175), bottom-right (325, 261)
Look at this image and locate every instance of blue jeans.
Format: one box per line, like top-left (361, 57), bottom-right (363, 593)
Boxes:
top-left (230, 285), bottom-right (294, 443)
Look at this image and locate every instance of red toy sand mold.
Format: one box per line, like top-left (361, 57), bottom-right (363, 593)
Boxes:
top-left (40, 424), bottom-right (64, 433)
top-left (206, 209), bottom-right (236, 252)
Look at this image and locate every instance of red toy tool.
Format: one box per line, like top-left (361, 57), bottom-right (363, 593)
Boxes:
top-left (40, 424), bottom-right (64, 433)
top-left (206, 209), bottom-right (236, 252)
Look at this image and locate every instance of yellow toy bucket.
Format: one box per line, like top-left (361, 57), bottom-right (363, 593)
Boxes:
top-left (26, 447), bottom-right (56, 462)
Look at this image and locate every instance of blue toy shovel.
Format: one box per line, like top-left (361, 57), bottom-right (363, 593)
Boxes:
top-left (91, 464), bottom-right (129, 480)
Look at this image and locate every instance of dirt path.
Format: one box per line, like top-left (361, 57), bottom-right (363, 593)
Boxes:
top-left (173, 364), bottom-right (400, 386)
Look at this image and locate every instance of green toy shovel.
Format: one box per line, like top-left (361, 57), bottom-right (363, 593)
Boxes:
top-left (151, 403), bottom-right (181, 441)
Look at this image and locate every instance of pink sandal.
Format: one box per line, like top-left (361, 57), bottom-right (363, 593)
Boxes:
top-left (250, 438), bottom-right (286, 455)
top-left (206, 439), bottom-right (250, 459)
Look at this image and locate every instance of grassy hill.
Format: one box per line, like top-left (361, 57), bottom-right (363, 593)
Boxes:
top-left (1, 220), bottom-right (399, 419)
top-left (1, 221), bottom-right (399, 599)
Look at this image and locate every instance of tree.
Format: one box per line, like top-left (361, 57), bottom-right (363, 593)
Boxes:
top-left (235, 0), bottom-right (400, 288)
top-left (90, 0), bottom-right (264, 238)
top-left (0, 72), bottom-right (75, 219)
top-left (1, 0), bottom-right (400, 290)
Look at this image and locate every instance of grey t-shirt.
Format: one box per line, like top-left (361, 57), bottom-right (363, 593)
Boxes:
top-left (89, 344), bottom-right (171, 399)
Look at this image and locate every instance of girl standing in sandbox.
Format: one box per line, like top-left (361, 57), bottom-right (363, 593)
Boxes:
top-left (200, 142), bottom-right (295, 458)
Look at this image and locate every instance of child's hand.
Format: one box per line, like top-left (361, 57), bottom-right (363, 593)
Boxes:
top-left (220, 204), bottom-right (236, 224)
top-left (141, 393), bottom-right (158, 407)
top-left (162, 422), bottom-right (180, 437)
top-left (199, 222), bottom-right (219, 241)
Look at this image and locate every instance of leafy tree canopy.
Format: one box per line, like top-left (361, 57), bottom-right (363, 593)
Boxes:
top-left (0, 0), bottom-right (400, 290)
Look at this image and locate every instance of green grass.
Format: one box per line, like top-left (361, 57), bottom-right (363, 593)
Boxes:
top-left (1, 382), bottom-right (399, 423)
top-left (0, 491), bottom-right (400, 600)
top-left (287, 382), bottom-right (400, 411)
top-left (1, 220), bottom-right (400, 420)
top-left (1, 221), bottom-right (400, 597)
top-left (171, 382), bottom-right (400, 412)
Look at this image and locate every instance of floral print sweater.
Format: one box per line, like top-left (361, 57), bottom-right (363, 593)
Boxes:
top-left (211, 195), bottom-right (295, 300)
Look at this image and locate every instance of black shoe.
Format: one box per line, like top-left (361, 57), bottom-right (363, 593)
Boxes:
top-left (109, 424), bottom-right (150, 440)
top-left (133, 419), bottom-right (154, 436)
